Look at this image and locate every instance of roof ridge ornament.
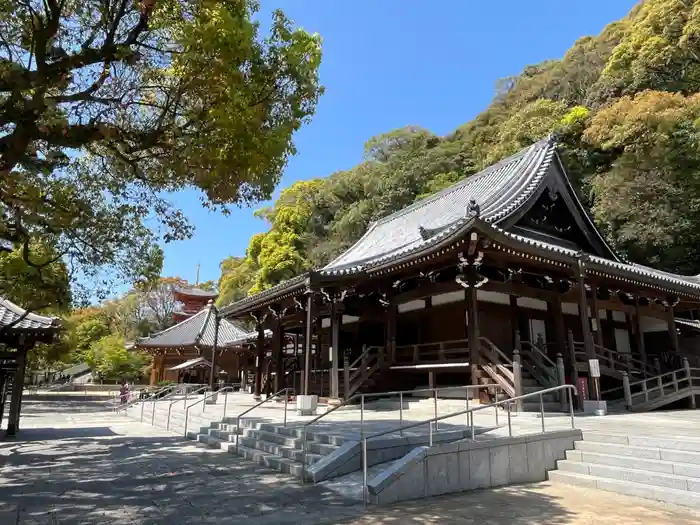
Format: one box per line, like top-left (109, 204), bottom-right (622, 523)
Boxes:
top-left (466, 198), bottom-right (480, 219)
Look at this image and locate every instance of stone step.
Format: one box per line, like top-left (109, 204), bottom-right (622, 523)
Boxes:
top-left (240, 428), bottom-right (338, 455)
top-left (236, 435), bottom-right (323, 464)
top-left (208, 428), bottom-right (238, 441)
top-left (230, 443), bottom-right (305, 477)
top-left (548, 470), bottom-right (700, 508)
top-left (574, 439), bottom-right (700, 464)
top-left (557, 460), bottom-right (700, 492)
top-left (582, 432), bottom-right (700, 453)
top-left (566, 450), bottom-right (700, 478)
top-left (218, 417), bottom-right (345, 445)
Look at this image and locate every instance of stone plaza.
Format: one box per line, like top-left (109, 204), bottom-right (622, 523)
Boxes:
top-left (1, 399), bottom-right (700, 524)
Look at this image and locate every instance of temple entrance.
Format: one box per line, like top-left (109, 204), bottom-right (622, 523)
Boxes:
top-left (528, 318), bottom-right (547, 346)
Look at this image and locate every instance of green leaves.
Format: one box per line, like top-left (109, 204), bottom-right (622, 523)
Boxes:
top-left (1, 0), bottom-right (323, 299)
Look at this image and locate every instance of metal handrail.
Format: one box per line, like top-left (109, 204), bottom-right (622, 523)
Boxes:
top-left (234, 388), bottom-right (294, 454)
top-left (117, 384), bottom-right (176, 413)
top-left (165, 385), bottom-right (210, 430)
top-left (359, 384), bottom-right (577, 505)
top-left (183, 386), bottom-right (236, 437)
top-left (141, 385), bottom-right (183, 423)
top-left (300, 383), bottom-right (502, 483)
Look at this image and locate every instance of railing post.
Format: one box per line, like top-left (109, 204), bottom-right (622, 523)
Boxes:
top-left (684, 358), bottom-right (696, 409)
top-left (556, 353), bottom-right (566, 411)
top-left (654, 357), bottom-right (661, 375)
top-left (513, 349), bottom-right (523, 413)
top-left (413, 345), bottom-right (419, 363)
top-left (622, 372), bottom-right (632, 410)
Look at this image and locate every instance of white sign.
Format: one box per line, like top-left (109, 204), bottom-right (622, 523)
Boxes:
top-left (589, 359), bottom-right (601, 378)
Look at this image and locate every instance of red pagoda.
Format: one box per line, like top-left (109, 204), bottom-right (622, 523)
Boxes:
top-left (172, 287), bottom-right (219, 322)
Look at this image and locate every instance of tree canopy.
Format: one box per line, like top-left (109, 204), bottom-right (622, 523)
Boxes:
top-left (1, 0), bottom-right (323, 302)
top-left (217, 0), bottom-right (700, 303)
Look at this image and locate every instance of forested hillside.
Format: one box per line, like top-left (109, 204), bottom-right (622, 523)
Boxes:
top-left (218, 0), bottom-right (700, 306)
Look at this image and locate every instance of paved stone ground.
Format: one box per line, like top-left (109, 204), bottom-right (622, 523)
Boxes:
top-left (2, 401), bottom-right (700, 524)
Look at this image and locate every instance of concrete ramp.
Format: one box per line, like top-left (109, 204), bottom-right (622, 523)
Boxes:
top-left (366, 429), bottom-right (581, 505)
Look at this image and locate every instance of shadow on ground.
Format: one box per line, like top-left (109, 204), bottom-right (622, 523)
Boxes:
top-left (3, 400), bottom-right (694, 524)
top-left (0, 403), bottom-right (580, 525)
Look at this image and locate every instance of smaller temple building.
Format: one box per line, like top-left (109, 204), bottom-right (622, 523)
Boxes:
top-left (134, 300), bottom-right (253, 386)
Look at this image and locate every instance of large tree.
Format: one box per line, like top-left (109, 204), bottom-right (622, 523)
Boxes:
top-left (0, 0), bottom-right (323, 299)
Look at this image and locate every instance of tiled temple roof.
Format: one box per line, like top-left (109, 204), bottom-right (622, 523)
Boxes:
top-left (323, 137), bottom-right (561, 274)
top-left (0, 298), bottom-right (60, 331)
top-left (136, 303), bottom-right (250, 349)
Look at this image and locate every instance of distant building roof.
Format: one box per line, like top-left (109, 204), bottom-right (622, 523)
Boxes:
top-left (135, 303), bottom-right (250, 349)
top-left (61, 362), bottom-right (91, 377)
top-left (173, 287), bottom-right (218, 298)
top-left (167, 356), bottom-right (212, 371)
top-left (0, 297), bottom-right (60, 332)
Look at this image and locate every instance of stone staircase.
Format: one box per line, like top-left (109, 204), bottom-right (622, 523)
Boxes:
top-left (191, 418), bottom-right (346, 478)
top-left (549, 430), bottom-right (700, 507)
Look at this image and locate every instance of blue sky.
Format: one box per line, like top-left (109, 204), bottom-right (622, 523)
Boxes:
top-left (158, 0), bottom-right (638, 287)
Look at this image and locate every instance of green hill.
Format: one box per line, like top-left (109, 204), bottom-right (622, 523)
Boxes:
top-left (218, 0), bottom-right (700, 306)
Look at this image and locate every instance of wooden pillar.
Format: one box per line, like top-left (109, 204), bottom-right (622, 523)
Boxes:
top-left (668, 304), bottom-right (680, 353)
top-left (209, 311), bottom-right (220, 389)
top-left (303, 292), bottom-right (314, 396)
top-left (634, 298), bottom-right (648, 366)
top-left (150, 355), bottom-right (160, 386)
top-left (510, 294), bottom-right (520, 349)
top-left (254, 321), bottom-right (265, 401)
top-left (575, 258), bottom-right (594, 360)
top-left (385, 298), bottom-right (397, 363)
top-left (550, 294), bottom-right (567, 357)
top-left (273, 320), bottom-right (284, 392)
top-left (315, 314), bottom-right (323, 370)
top-left (241, 355), bottom-right (249, 391)
top-left (6, 346), bottom-right (28, 437)
top-left (589, 283), bottom-right (604, 349)
top-left (466, 264), bottom-right (480, 386)
top-left (329, 296), bottom-right (342, 401)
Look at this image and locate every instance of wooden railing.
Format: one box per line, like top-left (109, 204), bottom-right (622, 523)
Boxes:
top-left (518, 332), bottom-right (559, 389)
top-left (343, 345), bottom-right (386, 399)
top-left (616, 359), bottom-right (700, 412)
top-left (394, 339), bottom-right (469, 365)
top-left (478, 337), bottom-right (515, 397)
top-left (573, 341), bottom-right (656, 378)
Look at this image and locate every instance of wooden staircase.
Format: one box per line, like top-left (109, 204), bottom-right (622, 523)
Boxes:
top-left (478, 335), bottom-right (566, 411)
top-left (603, 360), bottom-right (700, 412)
